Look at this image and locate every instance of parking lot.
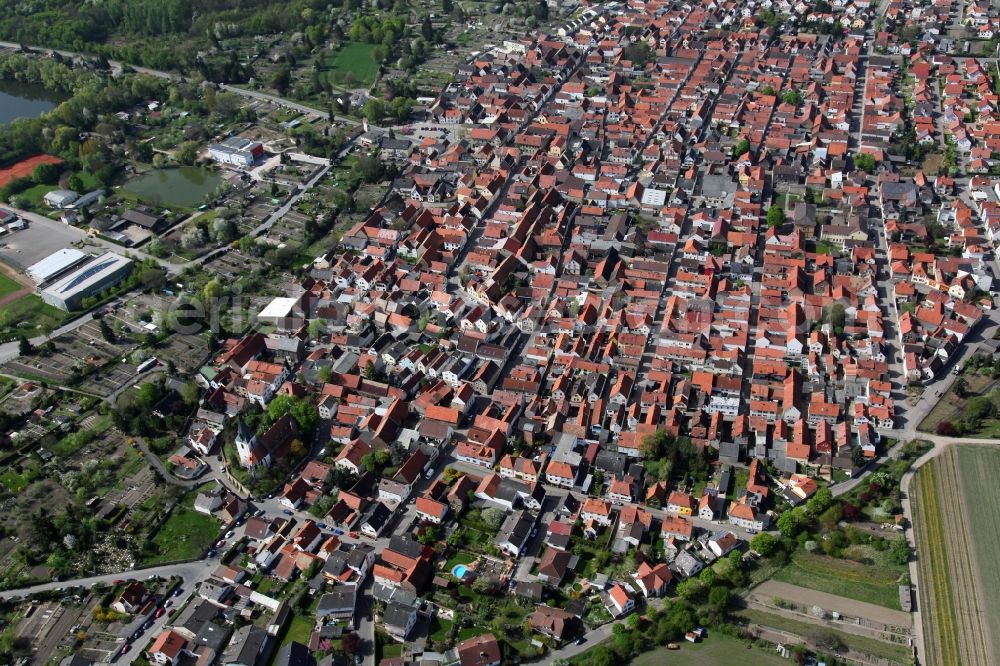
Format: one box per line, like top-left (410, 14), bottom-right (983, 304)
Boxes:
top-left (0, 216), bottom-right (82, 270)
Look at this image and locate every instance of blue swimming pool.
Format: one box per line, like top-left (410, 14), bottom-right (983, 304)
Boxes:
top-left (452, 564), bottom-right (468, 579)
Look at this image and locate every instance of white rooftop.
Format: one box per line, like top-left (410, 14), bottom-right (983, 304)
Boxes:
top-left (26, 248), bottom-right (87, 283)
top-left (257, 296), bottom-right (299, 320)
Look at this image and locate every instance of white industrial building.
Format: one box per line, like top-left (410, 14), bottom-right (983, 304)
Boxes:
top-left (26, 248), bottom-right (89, 285)
top-left (39, 251), bottom-right (134, 311)
top-left (208, 137), bottom-right (264, 167)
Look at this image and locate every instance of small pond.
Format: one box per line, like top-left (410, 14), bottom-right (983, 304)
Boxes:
top-left (123, 167), bottom-right (224, 208)
top-left (0, 79), bottom-right (67, 124)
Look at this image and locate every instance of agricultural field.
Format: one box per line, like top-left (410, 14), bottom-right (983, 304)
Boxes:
top-left (773, 551), bottom-right (907, 610)
top-left (912, 446), bottom-right (995, 666)
top-left (954, 447), bottom-right (1000, 655)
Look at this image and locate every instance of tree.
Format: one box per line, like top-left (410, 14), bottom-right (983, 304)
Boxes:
top-left (751, 532), bottom-right (779, 557)
top-left (202, 278), bottom-right (224, 302)
top-left (777, 508), bottom-right (805, 538)
top-left (176, 141), bottom-right (199, 165)
top-left (421, 16), bottom-right (434, 41)
top-left (781, 90), bottom-right (802, 106)
top-left (889, 537), bottom-right (910, 565)
top-left (362, 360), bottom-right (377, 380)
top-left (481, 507), bottom-right (506, 530)
top-left (18, 336), bottom-right (33, 356)
top-left (953, 376), bottom-right (968, 398)
top-left (734, 138), bottom-right (751, 157)
top-left (98, 317), bottom-right (116, 343)
top-left (851, 445), bottom-right (866, 468)
top-left (362, 98), bottom-right (386, 123)
top-left (708, 586), bottom-right (731, 611)
top-left (179, 381), bottom-right (199, 405)
top-left (361, 449), bottom-right (390, 474)
top-left (805, 487), bottom-right (833, 516)
top-left (271, 67), bottom-right (292, 95)
top-left (533, 0), bottom-right (549, 20)
top-left (966, 395), bottom-right (994, 423)
top-left (267, 395), bottom-right (320, 433)
top-left (472, 575), bottom-right (495, 594)
top-left (854, 152), bottom-right (876, 173)
top-left (827, 302), bottom-right (846, 335)
top-left (766, 205), bottom-right (786, 228)
top-left (32, 162), bottom-right (60, 185)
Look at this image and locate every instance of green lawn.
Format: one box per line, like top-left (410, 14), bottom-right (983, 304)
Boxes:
top-left (457, 625), bottom-right (488, 640)
top-left (279, 613), bottom-right (315, 648)
top-left (773, 551), bottom-right (906, 610)
top-left (0, 461), bottom-right (41, 493)
top-left (17, 183), bottom-right (57, 208)
top-left (72, 171), bottom-right (102, 191)
top-left (0, 273), bottom-right (23, 299)
top-left (0, 293), bottom-right (71, 339)
top-left (628, 633), bottom-right (789, 666)
top-left (429, 617), bottom-right (453, 643)
top-left (322, 43), bottom-right (379, 87)
top-left (143, 503), bottom-right (220, 564)
top-left (444, 551), bottom-right (476, 571)
top-left (737, 609), bottom-right (912, 664)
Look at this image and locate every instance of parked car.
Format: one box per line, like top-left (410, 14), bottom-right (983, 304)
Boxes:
top-left (333, 528), bottom-right (344, 536)
top-left (318, 523), bottom-right (328, 530)
top-left (348, 531), bottom-right (359, 539)
top-left (283, 510), bottom-right (294, 516)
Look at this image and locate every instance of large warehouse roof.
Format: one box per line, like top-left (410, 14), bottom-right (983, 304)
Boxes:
top-left (26, 248), bottom-right (87, 284)
top-left (41, 252), bottom-right (132, 302)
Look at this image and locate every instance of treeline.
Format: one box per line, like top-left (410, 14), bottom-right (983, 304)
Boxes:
top-left (0, 53), bottom-right (168, 178)
top-left (0, 0), bottom-right (340, 73)
top-left (103, 0), bottom-right (192, 37)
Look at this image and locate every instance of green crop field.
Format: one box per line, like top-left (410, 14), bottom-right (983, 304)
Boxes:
top-left (322, 43), bottom-right (379, 87)
top-left (773, 551), bottom-right (906, 610)
top-left (955, 447), bottom-right (1000, 658)
top-left (913, 446), bottom-right (997, 666)
top-left (0, 273), bottom-right (23, 298)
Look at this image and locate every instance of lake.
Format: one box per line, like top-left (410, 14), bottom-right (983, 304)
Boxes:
top-left (0, 79), bottom-right (66, 124)
top-left (123, 167), bottom-right (225, 209)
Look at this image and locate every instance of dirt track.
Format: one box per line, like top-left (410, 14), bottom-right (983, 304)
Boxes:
top-left (752, 580), bottom-right (911, 628)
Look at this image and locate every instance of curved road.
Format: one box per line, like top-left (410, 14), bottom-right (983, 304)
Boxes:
top-left (0, 559), bottom-right (217, 601)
